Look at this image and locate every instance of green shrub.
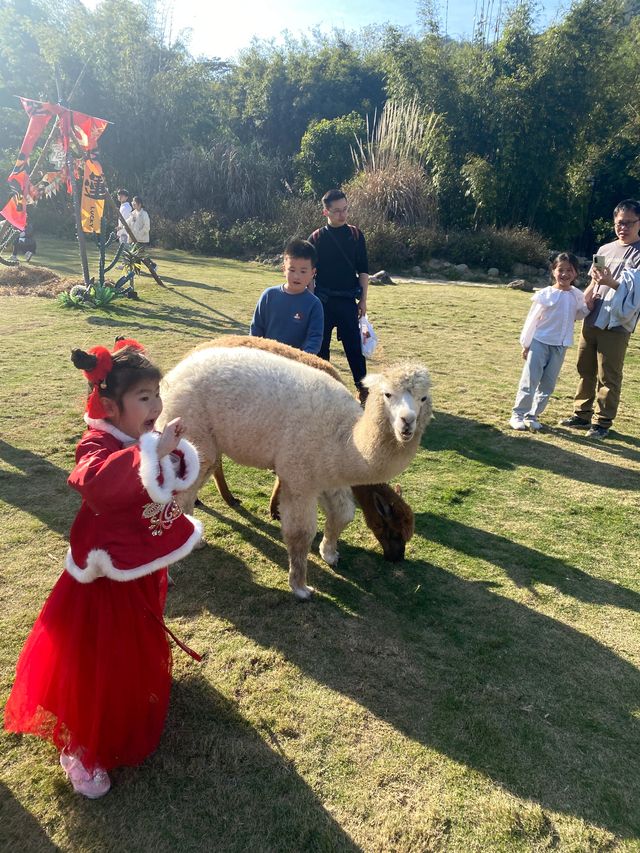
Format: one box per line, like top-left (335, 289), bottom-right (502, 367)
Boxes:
top-left (278, 196), bottom-right (321, 240)
top-left (147, 144), bottom-right (284, 224)
top-left (402, 225), bottom-right (548, 270)
top-left (295, 113), bottom-right (364, 197)
top-left (219, 219), bottom-right (287, 259)
top-left (154, 212), bottom-right (221, 254)
top-left (482, 226), bottom-right (549, 269)
top-left (154, 213), bottom-right (289, 258)
top-left (153, 207), bottom-right (549, 272)
top-left (442, 231), bottom-right (493, 266)
top-left (404, 226), bottom-right (448, 262)
top-left (364, 222), bottom-right (412, 270)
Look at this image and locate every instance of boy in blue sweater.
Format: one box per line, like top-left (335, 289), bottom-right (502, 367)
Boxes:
top-left (250, 238), bottom-right (324, 354)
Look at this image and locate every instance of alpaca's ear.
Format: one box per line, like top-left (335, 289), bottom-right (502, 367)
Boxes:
top-left (393, 483), bottom-right (403, 497)
top-left (372, 490), bottom-right (393, 520)
top-left (361, 373), bottom-right (381, 390)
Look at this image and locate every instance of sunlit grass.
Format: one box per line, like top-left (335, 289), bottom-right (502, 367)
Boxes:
top-left (1, 237), bottom-right (639, 851)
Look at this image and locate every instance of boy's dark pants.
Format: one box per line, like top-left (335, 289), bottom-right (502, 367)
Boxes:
top-left (573, 324), bottom-right (630, 428)
top-left (319, 297), bottom-right (366, 388)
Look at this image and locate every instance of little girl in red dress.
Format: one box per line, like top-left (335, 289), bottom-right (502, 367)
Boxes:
top-left (4, 339), bottom-right (203, 798)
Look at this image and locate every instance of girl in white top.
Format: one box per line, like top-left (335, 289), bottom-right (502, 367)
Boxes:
top-left (126, 196), bottom-right (150, 245)
top-left (510, 252), bottom-right (588, 431)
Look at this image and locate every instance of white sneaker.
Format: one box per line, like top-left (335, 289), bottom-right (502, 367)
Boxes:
top-left (525, 417), bottom-right (542, 431)
top-left (509, 415), bottom-right (526, 431)
top-left (9, 255), bottom-right (17, 263)
top-left (24, 251), bottom-right (33, 262)
top-left (60, 751), bottom-right (111, 798)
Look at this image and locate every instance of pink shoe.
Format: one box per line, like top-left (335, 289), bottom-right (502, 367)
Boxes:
top-left (60, 751), bottom-right (111, 798)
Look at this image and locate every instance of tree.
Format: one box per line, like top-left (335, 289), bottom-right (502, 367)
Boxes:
top-left (295, 112), bottom-right (364, 197)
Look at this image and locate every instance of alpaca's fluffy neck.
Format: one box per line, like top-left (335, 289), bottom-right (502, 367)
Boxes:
top-left (349, 395), bottom-right (420, 483)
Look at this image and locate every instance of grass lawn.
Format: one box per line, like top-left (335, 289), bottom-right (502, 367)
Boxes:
top-left (1, 237), bottom-right (640, 852)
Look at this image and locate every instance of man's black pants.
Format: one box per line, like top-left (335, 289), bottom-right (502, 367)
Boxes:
top-left (319, 297), bottom-right (366, 387)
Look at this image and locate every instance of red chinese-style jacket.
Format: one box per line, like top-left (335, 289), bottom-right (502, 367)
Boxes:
top-left (65, 417), bottom-right (203, 583)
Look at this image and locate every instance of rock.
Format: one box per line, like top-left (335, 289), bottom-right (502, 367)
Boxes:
top-left (508, 278), bottom-right (534, 292)
top-left (537, 268), bottom-right (547, 277)
top-left (257, 254), bottom-right (283, 266)
top-left (428, 258), bottom-right (447, 270)
top-left (454, 263), bottom-right (469, 273)
top-left (411, 265), bottom-right (423, 276)
top-left (487, 267), bottom-right (500, 277)
top-left (370, 270), bottom-right (394, 285)
top-left (512, 262), bottom-right (539, 277)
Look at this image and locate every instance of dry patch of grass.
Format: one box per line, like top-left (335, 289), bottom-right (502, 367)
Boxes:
top-left (0, 263), bottom-right (81, 297)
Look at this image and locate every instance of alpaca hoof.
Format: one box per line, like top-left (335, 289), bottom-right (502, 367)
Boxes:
top-left (319, 539), bottom-right (339, 567)
top-left (270, 506), bottom-right (281, 521)
top-left (292, 584), bottom-right (315, 601)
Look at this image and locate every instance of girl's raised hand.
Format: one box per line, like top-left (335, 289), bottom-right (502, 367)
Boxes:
top-left (157, 417), bottom-right (185, 458)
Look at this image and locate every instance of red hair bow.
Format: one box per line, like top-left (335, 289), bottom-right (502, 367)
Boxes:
top-left (83, 339), bottom-right (145, 419)
top-left (113, 338), bottom-right (145, 353)
top-left (83, 346), bottom-right (113, 384)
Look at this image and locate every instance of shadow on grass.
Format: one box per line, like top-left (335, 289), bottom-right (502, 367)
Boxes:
top-left (425, 411), bottom-right (640, 489)
top-left (154, 254), bottom-right (261, 271)
top-left (6, 678), bottom-right (361, 852)
top-left (415, 511), bottom-right (640, 612)
top-left (78, 297), bottom-right (246, 338)
top-left (157, 284), bottom-right (243, 328)
top-left (611, 430), bottom-right (640, 450)
top-left (175, 530), bottom-right (640, 837)
top-left (160, 275), bottom-right (230, 293)
top-left (0, 782), bottom-right (59, 852)
top-left (0, 440), bottom-right (72, 537)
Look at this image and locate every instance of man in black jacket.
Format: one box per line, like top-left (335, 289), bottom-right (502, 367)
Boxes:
top-left (308, 189), bottom-right (370, 401)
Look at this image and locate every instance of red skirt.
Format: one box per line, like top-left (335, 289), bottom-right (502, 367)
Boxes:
top-left (4, 568), bottom-right (171, 771)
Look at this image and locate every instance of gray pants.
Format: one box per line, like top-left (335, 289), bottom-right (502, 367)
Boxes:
top-left (513, 338), bottom-right (567, 419)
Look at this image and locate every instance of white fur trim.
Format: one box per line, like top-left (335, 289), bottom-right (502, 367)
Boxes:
top-left (83, 414), bottom-right (136, 445)
top-left (138, 431), bottom-right (175, 504)
top-left (65, 516), bottom-right (203, 583)
top-left (173, 438), bottom-right (200, 491)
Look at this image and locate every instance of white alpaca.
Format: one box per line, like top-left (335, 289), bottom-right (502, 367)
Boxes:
top-left (160, 347), bottom-right (432, 599)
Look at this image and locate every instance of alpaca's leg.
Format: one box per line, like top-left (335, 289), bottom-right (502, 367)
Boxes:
top-left (317, 488), bottom-right (355, 567)
top-left (177, 457), bottom-right (217, 550)
top-left (176, 429), bottom-right (221, 514)
top-left (269, 477), bottom-right (282, 520)
top-left (177, 459), bottom-right (213, 514)
top-left (278, 488), bottom-right (317, 600)
top-left (212, 457), bottom-right (242, 507)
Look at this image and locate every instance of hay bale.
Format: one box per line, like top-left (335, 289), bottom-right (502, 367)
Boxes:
top-left (0, 264), bottom-right (79, 297)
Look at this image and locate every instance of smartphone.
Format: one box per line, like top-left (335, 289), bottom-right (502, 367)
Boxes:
top-left (593, 254), bottom-right (606, 271)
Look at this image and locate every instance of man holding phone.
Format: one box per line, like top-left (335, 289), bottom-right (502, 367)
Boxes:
top-left (561, 199), bottom-right (640, 439)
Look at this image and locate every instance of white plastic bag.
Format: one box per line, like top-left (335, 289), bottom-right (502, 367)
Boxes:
top-left (360, 315), bottom-right (378, 359)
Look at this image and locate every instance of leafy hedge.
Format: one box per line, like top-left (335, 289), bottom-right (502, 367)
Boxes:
top-left (152, 213), bottom-right (549, 273)
top-left (29, 195), bottom-right (548, 274)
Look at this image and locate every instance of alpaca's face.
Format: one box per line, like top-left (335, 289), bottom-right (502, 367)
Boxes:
top-left (379, 382), bottom-right (431, 443)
